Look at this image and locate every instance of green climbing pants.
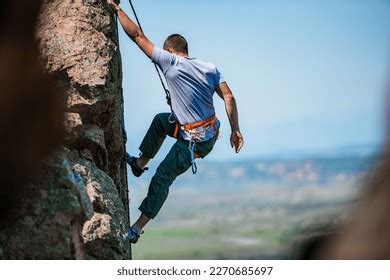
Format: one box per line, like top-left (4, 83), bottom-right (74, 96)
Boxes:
top-left (138, 113), bottom-right (218, 219)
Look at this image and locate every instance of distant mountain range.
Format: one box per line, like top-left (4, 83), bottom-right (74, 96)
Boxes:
top-left (255, 142), bottom-right (381, 160)
top-left (179, 155), bottom-right (376, 188)
top-left (131, 152), bottom-right (377, 190)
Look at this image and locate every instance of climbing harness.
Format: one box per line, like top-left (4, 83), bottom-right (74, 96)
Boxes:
top-left (172, 114), bottom-right (218, 174)
top-left (128, 0), bottom-right (176, 123)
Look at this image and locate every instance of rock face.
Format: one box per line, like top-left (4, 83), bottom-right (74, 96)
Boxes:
top-left (0, 0), bottom-right (131, 259)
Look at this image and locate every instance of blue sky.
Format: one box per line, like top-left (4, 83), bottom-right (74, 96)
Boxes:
top-left (118, 0), bottom-right (390, 160)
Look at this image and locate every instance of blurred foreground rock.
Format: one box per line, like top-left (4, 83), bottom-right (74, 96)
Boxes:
top-left (319, 149), bottom-right (390, 259)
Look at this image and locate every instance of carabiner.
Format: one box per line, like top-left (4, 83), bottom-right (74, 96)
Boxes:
top-left (188, 140), bottom-right (198, 174)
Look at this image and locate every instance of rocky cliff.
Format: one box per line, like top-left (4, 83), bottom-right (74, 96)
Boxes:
top-left (0, 0), bottom-right (131, 259)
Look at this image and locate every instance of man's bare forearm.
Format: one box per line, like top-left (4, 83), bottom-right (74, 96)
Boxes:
top-left (109, 2), bottom-right (153, 57)
top-left (225, 96), bottom-right (240, 132)
top-left (114, 6), bottom-right (142, 41)
top-left (216, 83), bottom-right (241, 132)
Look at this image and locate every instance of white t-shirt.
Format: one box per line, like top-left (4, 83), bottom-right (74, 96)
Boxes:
top-left (151, 47), bottom-right (225, 126)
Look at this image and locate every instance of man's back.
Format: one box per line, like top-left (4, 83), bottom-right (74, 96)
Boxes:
top-left (152, 47), bottom-right (224, 125)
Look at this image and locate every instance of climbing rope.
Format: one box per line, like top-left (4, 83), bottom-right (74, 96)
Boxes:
top-left (128, 0), bottom-right (174, 120)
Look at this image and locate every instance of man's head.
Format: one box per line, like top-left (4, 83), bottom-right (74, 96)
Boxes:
top-left (163, 34), bottom-right (188, 56)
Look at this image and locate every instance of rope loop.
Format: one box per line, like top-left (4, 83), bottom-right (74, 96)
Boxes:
top-left (129, 0), bottom-right (173, 111)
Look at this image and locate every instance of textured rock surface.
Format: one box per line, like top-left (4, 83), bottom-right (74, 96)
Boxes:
top-left (0, 0), bottom-right (130, 259)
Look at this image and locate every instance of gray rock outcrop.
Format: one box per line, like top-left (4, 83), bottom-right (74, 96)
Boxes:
top-left (0, 0), bottom-right (130, 259)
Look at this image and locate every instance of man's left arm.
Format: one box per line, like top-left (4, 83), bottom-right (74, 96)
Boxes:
top-left (216, 82), bottom-right (244, 153)
top-left (108, 1), bottom-right (154, 58)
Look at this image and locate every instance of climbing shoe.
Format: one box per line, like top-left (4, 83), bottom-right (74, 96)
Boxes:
top-left (126, 226), bottom-right (144, 244)
top-left (125, 153), bottom-right (148, 177)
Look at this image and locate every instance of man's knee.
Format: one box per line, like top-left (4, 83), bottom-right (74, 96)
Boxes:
top-left (153, 168), bottom-right (175, 186)
top-left (150, 113), bottom-right (172, 136)
top-left (153, 113), bottom-right (170, 125)
top-left (155, 150), bottom-right (191, 182)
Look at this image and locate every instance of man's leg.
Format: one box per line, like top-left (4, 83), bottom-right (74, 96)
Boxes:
top-left (132, 136), bottom-right (218, 234)
top-left (131, 213), bottom-right (150, 234)
top-left (137, 140), bottom-right (191, 223)
top-left (132, 112), bottom-right (176, 170)
top-left (127, 113), bottom-right (177, 241)
top-left (139, 139), bottom-right (192, 219)
top-left (129, 140), bottom-right (191, 239)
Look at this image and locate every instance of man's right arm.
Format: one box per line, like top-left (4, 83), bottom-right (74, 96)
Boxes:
top-left (216, 82), bottom-right (244, 153)
top-left (108, 2), bottom-right (154, 58)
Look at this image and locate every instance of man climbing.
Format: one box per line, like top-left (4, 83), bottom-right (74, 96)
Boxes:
top-left (107, 1), bottom-right (244, 244)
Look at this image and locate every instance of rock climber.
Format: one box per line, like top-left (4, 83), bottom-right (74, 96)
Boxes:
top-left (107, 1), bottom-right (244, 244)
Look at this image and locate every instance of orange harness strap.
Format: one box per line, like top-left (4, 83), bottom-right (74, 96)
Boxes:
top-left (172, 122), bottom-right (180, 139)
top-left (181, 114), bottom-right (217, 131)
top-left (172, 114), bottom-right (217, 160)
top-left (171, 124), bottom-right (199, 158)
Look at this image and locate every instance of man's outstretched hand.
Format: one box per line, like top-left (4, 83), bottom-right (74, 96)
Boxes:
top-left (230, 131), bottom-right (244, 153)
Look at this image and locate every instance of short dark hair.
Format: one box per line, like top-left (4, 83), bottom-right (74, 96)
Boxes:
top-left (163, 34), bottom-right (188, 54)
